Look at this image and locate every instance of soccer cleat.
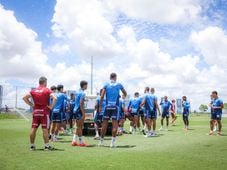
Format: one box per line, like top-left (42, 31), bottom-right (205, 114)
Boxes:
top-left (98, 141), bottom-right (104, 147)
top-left (94, 135), bottom-right (100, 140)
top-left (142, 129), bottom-right (146, 135)
top-left (110, 142), bottom-right (116, 148)
top-left (159, 127), bottom-right (163, 131)
top-left (71, 141), bottom-right (79, 146)
top-left (217, 132), bottom-right (222, 136)
top-left (44, 146), bottom-right (54, 151)
top-left (79, 142), bottom-right (89, 147)
top-left (30, 146), bottom-right (36, 151)
top-left (208, 131), bottom-right (213, 136)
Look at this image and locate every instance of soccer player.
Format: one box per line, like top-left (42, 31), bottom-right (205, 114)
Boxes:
top-left (94, 90), bottom-right (106, 139)
top-left (159, 96), bottom-right (172, 131)
top-left (51, 85), bottom-right (67, 141)
top-left (49, 85), bottom-right (57, 138)
top-left (150, 88), bottom-right (161, 135)
top-left (182, 96), bottom-right (190, 131)
top-left (128, 92), bottom-right (141, 134)
top-left (139, 87), bottom-right (150, 135)
top-left (170, 99), bottom-right (177, 126)
top-left (99, 73), bottom-right (127, 148)
top-left (23, 77), bottom-right (56, 151)
top-left (68, 93), bottom-right (76, 134)
top-left (209, 91), bottom-right (224, 136)
top-left (118, 94), bottom-right (126, 135)
top-left (71, 80), bottom-right (88, 147)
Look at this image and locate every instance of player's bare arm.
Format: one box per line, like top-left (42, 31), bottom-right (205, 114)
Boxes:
top-left (47, 93), bottom-right (57, 110)
top-left (99, 88), bottom-right (105, 113)
top-left (23, 93), bottom-right (34, 108)
top-left (80, 99), bottom-right (86, 120)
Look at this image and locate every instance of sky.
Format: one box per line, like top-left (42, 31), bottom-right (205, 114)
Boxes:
top-left (0, 0), bottom-right (227, 110)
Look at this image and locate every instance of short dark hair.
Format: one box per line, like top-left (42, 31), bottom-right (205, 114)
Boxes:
top-left (57, 84), bottom-right (64, 91)
top-left (145, 87), bottom-right (149, 92)
top-left (134, 92), bottom-right (139, 96)
top-left (39, 76), bottom-right (47, 85)
top-left (50, 85), bottom-right (57, 91)
top-left (110, 73), bottom-right (117, 79)
top-left (80, 80), bottom-right (88, 88)
top-left (212, 91), bottom-right (218, 95)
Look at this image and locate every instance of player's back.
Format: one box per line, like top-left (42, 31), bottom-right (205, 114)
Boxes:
top-left (53, 93), bottom-right (66, 111)
top-left (145, 94), bottom-right (155, 111)
top-left (105, 82), bottom-right (122, 106)
top-left (30, 86), bottom-right (51, 110)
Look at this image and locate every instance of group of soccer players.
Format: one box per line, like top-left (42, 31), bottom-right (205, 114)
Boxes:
top-left (23, 74), bottom-right (224, 150)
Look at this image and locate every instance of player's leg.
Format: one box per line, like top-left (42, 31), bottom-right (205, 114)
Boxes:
top-left (41, 114), bottom-right (54, 150)
top-left (111, 119), bottom-right (118, 147)
top-left (99, 119), bottom-right (108, 146)
top-left (30, 128), bottom-right (38, 150)
top-left (166, 113), bottom-right (169, 131)
top-left (134, 115), bottom-right (139, 133)
top-left (217, 113), bottom-right (222, 135)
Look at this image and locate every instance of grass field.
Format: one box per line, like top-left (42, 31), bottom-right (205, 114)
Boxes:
top-left (0, 114), bottom-right (227, 170)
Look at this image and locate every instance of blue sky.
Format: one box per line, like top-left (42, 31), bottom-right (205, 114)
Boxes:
top-left (1, 0), bottom-right (227, 109)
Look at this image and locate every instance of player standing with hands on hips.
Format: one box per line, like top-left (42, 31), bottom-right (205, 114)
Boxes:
top-left (23, 77), bottom-right (57, 151)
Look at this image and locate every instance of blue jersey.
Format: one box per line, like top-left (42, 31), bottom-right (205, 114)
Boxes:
top-left (69, 99), bottom-right (75, 113)
top-left (182, 101), bottom-right (190, 110)
top-left (103, 81), bottom-right (124, 106)
top-left (52, 92), bottom-right (67, 112)
top-left (144, 94), bottom-right (155, 111)
top-left (160, 100), bottom-right (172, 111)
top-left (128, 97), bottom-right (141, 113)
top-left (73, 90), bottom-right (86, 112)
top-left (212, 98), bottom-right (223, 114)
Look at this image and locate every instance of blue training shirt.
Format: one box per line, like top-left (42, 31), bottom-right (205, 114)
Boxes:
top-left (103, 81), bottom-right (124, 106)
top-left (182, 101), bottom-right (190, 110)
top-left (73, 89), bottom-right (86, 112)
top-left (52, 92), bottom-right (67, 113)
top-left (144, 94), bottom-right (155, 111)
top-left (128, 97), bottom-right (141, 113)
top-left (212, 98), bottom-right (223, 114)
top-left (160, 100), bottom-right (172, 111)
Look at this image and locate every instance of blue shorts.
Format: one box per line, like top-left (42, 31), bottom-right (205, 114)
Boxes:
top-left (119, 111), bottom-right (125, 120)
top-left (61, 112), bottom-right (66, 122)
top-left (69, 111), bottom-right (76, 120)
top-left (94, 111), bottom-right (103, 127)
top-left (162, 110), bottom-right (170, 118)
top-left (52, 111), bottom-right (62, 123)
top-left (145, 110), bottom-right (157, 120)
top-left (103, 105), bottom-right (119, 120)
top-left (183, 109), bottom-right (189, 119)
top-left (74, 110), bottom-right (83, 120)
top-left (139, 109), bottom-right (145, 116)
top-left (211, 109), bottom-right (222, 120)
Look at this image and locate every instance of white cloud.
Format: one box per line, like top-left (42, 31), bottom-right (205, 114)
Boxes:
top-left (107, 0), bottom-right (201, 24)
top-left (0, 5), bottom-right (51, 80)
top-left (190, 26), bottom-right (227, 67)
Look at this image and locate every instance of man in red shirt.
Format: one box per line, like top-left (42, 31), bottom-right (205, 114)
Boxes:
top-left (23, 77), bottom-right (56, 151)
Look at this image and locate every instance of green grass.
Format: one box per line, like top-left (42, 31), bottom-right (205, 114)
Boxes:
top-left (0, 114), bottom-right (227, 170)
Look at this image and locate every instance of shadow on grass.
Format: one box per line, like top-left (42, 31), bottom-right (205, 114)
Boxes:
top-left (34, 148), bottom-right (65, 151)
top-left (101, 145), bottom-right (136, 148)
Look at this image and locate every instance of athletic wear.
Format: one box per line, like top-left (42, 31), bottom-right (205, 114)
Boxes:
top-left (128, 97), bottom-right (141, 116)
top-left (52, 92), bottom-right (67, 123)
top-left (118, 98), bottom-right (126, 120)
top-left (182, 100), bottom-right (190, 119)
top-left (30, 85), bottom-right (52, 129)
top-left (211, 98), bottom-right (223, 120)
top-left (160, 100), bottom-right (172, 118)
top-left (73, 89), bottom-right (86, 120)
top-left (103, 81), bottom-right (124, 120)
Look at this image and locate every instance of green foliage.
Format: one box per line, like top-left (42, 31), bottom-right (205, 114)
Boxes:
top-left (199, 104), bottom-right (208, 112)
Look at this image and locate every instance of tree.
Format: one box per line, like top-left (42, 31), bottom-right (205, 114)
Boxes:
top-left (199, 104), bottom-right (208, 112)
